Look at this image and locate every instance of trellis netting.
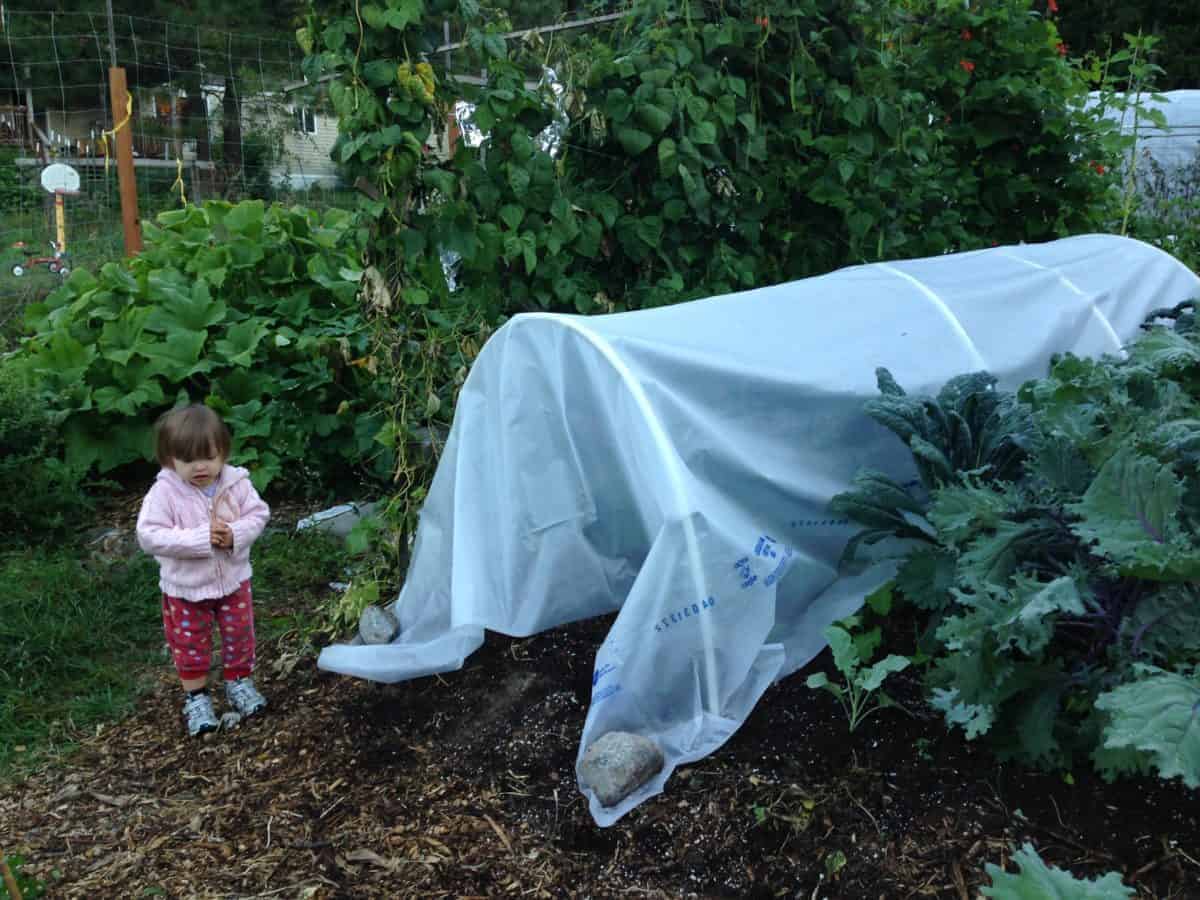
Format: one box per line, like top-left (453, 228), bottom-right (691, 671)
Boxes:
top-left (318, 234), bottom-right (1200, 825)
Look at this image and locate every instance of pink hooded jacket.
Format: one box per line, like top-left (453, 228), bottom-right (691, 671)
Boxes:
top-left (136, 464), bottom-right (271, 602)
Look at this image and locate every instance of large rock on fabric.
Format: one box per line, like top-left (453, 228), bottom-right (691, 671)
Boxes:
top-left (358, 605), bottom-right (400, 645)
top-left (579, 731), bottom-right (664, 807)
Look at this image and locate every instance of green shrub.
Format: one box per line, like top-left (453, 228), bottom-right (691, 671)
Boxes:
top-left (0, 362), bottom-right (88, 546)
top-left (0, 146), bottom-right (41, 211)
top-left (1058, 0), bottom-right (1200, 91)
top-left (306, 0), bottom-right (1129, 318)
top-left (15, 199), bottom-right (390, 492)
top-left (1129, 196), bottom-right (1200, 275)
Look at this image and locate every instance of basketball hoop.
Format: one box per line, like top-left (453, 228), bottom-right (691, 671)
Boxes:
top-left (40, 162), bottom-right (81, 194)
top-left (39, 163), bottom-right (82, 258)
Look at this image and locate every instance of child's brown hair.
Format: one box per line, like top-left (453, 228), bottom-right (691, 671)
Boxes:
top-left (155, 404), bottom-right (232, 467)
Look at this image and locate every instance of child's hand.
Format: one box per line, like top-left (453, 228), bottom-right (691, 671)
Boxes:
top-left (211, 520), bottom-right (234, 549)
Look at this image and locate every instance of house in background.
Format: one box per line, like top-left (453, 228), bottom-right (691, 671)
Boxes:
top-left (7, 79), bottom-right (345, 194)
top-left (236, 90), bottom-right (342, 189)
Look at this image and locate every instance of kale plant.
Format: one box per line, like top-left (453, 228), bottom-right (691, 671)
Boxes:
top-left (829, 367), bottom-right (1035, 572)
top-left (981, 842), bottom-right (1133, 899)
top-left (832, 302), bottom-right (1200, 786)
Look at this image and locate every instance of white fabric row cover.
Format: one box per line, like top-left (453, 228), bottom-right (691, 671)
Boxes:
top-left (318, 235), bottom-right (1200, 825)
top-left (1089, 90), bottom-right (1200, 195)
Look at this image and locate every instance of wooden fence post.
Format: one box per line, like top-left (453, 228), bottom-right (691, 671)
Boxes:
top-left (107, 67), bottom-right (143, 256)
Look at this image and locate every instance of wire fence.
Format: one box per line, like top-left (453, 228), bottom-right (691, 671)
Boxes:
top-left (0, 9), bottom-right (353, 289)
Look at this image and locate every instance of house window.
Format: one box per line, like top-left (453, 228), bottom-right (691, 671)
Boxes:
top-left (293, 106), bottom-right (317, 135)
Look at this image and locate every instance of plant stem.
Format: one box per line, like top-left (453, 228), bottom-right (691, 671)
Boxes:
top-left (1119, 31), bottom-right (1145, 236)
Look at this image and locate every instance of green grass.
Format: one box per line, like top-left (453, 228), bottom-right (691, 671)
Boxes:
top-left (0, 526), bottom-right (347, 779)
top-left (0, 549), bottom-right (161, 776)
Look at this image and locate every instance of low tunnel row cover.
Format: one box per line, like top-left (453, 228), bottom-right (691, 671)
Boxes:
top-left (319, 234), bottom-right (1200, 825)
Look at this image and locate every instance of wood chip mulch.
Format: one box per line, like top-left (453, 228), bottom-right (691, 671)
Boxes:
top-left (3, 561), bottom-right (1198, 898)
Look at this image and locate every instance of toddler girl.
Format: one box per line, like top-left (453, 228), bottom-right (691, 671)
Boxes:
top-left (136, 404), bottom-right (271, 736)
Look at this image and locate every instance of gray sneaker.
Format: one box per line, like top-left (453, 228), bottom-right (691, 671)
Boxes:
top-left (225, 677), bottom-right (267, 717)
top-left (183, 691), bottom-right (218, 737)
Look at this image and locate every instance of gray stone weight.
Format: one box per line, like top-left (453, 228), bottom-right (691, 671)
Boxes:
top-left (578, 731), bottom-right (664, 807)
top-left (358, 605), bottom-right (400, 645)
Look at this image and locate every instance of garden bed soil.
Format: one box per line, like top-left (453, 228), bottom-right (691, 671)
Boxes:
top-left (4, 599), bottom-right (1199, 899)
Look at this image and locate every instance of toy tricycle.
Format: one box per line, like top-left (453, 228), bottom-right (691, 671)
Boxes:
top-left (10, 240), bottom-right (70, 279)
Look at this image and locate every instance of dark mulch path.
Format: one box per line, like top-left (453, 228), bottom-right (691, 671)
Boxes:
top-left (4, 591), bottom-right (1198, 898)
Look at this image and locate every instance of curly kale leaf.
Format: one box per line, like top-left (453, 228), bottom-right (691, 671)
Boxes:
top-left (957, 519), bottom-right (1069, 589)
top-left (875, 367), bottom-right (906, 397)
top-left (1095, 665), bottom-right (1200, 788)
top-left (938, 576), bottom-right (1085, 657)
top-left (1068, 447), bottom-right (1200, 582)
top-left (1116, 584), bottom-right (1200, 666)
top-left (981, 842), bottom-right (1134, 899)
top-left (1127, 325), bottom-right (1200, 375)
top-left (1021, 354), bottom-right (1131, 466)
top-left (1152, 417), bottom-right (1200, 463)
top-left (894, 546), bottom-right (957, 611)
top-left (865, 368), bottom-right (1032, 489)
top-left (829, 470), bottom-right (935, 568)
top-left (929, 576), bottom-right (1086, 762)
top-left (929, 652), bottom-right (1063, 755)
top-left (1090, 737), bottom-right (1155, 784)
top-left (928, 480), bottom-right (1019, 548)
top-left (930, 685), bottom-right (998, 740)
top-left (1025, 431), bottom-right (1095, 496)
top-left (928, 633), bottom-right (1033, 740)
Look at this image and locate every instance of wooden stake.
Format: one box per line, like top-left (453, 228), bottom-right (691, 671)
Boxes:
top-left (107, 66), bottom-right (142, 256)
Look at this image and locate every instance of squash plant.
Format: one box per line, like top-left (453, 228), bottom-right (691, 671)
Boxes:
top-left (16, 200), bottom-right (388, 491)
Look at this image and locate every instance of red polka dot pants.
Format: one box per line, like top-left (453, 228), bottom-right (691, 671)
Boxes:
top-left (162, 580), bottom-right (257, 682)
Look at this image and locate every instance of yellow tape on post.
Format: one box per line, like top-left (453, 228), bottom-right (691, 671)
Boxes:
top-left (99, 93), bottom-right (133, 176)
top-left (171, 156), bottom-right (187, 206)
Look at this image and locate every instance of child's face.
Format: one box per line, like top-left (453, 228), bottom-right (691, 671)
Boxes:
top-left (172, 453), bottom-right (225, 488)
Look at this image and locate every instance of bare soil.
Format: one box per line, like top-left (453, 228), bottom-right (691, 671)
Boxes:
top-left (3, 496), bottom-right (1198, 898)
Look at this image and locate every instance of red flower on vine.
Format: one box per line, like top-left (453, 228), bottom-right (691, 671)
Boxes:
top-left (1089, 161), bottom-right (1106, 175)
top-left (961, 28), bottom-right (973, 41)
top-left (1056, 41), bottom-right (1068, 56)
top-left (1047, 0), bottom-right (1059, 12)
top-left (959, 59), bottom-right (976, 74)
top-left (754, 14), bottom-right (769, 28)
